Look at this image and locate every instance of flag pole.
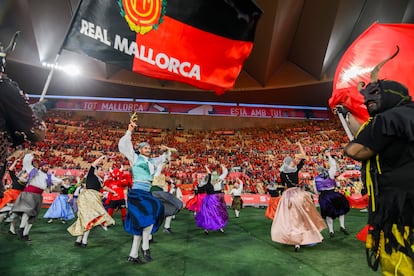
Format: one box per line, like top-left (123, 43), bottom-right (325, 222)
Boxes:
top-left (39, 0), bottom-right (83, 101)
top-left (39, 54), bottom-right (59, 101)
top-left (337, 113), bottom-right (354, 141)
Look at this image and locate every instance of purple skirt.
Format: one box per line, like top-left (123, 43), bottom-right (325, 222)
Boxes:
top-left (195, 194), bottom-right (228, 230)
top-left (319, 190), bottom-right (350, 219)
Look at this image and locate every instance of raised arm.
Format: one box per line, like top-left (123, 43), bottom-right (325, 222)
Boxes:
top-left (219, 164), bottom-right (228, 180)
top-left (92, 155), bottom-right (106, 168)
top-left (327, 156), bottom-right (337, 180)
top-left (295, 142), bottom-right (307, 160)
top-left (8, 152), bottom-right (23, 171)
top-left (22, 152), bottom-right (34, 173)
top-left (236, 178), bottom-right (243, 192)
top-left (152, 145), bottom-right (172, 176)
top-left (118, 120), bottom-right (137, 165)
top-left (204, 164), bottom-right (211, 174)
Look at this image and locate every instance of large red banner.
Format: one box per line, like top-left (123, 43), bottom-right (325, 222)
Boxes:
top-left (52, 99), bottom-right (330, 119)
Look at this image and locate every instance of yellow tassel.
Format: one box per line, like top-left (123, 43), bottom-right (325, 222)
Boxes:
top-left (366, 233), bottom-right (374, 249)
top-left (366, 160), bottom-right (375, 212)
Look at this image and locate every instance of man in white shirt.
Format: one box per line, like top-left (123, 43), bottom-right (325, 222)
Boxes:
top-left (229, 178), bottom-right (243, 218)
top-left (12, 152), bottom-right (62, 241)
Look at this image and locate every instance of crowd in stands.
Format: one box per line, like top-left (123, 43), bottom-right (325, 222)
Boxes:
top-left (7, 111), bottom-right (361, 195)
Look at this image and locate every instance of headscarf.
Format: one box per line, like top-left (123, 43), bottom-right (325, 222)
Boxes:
top-left (137, 142), bottom-right (150, 149)
top-left (39, 161), bottom-right (49, 167)
top-left (279, 156), bottom-right (297, 173)
top-left (198, 174), bottom-right (210, 187)
top-left (316, 166), bottom-right (329, 179)
top-left (211, 171), bottom-right (219, 184)
top-left (135, 142), bottom-right (150, 155)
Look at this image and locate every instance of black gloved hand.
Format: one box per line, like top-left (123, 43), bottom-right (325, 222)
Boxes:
top-left (334, 105), bottom-right (350, 117)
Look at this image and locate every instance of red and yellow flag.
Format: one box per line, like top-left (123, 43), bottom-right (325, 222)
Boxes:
top-left (62, 0), bottom-right (262, 94)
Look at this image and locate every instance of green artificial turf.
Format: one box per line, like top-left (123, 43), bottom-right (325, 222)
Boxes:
top-left (0, 207), bottom-right (379, 276)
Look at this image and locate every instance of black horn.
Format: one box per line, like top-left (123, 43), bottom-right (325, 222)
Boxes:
top-left (3, 31), bottom-right (20, 54)
top-left (370, 46), bottom-right (399, 83)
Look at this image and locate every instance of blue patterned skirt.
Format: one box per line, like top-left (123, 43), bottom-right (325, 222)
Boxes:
top-left (124, 189), bottom-right (164, 235)
top-left (44, 194), bottom-right (75, 221)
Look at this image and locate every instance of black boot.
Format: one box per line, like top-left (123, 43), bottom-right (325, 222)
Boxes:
top-left (340, 227), bottom-right (349, 235)
top-left (18, 228), bottom-right (24, 239)
top-left (22, 235), bottom-right (31, 241)
top-left (142, 249), bottom-right (153, 262)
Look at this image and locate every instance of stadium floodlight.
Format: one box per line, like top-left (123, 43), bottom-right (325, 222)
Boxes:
top-left (41, 62), bottom-right (80, 76)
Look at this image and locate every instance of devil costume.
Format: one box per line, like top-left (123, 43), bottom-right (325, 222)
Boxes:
top-left (0, 32), bottom-right (45, 198)
top-left (354, 88), bottom-right (414, 272)
top-left (343, 47), bottom-right (414, 273)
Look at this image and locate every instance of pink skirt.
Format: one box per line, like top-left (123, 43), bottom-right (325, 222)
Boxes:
top-left (271, 187), bottom-right (326, 245)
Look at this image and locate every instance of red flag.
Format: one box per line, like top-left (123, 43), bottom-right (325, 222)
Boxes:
top-left (329, 23), bottom-right (414, 122)
top-left (61, 0), bottom-right (262, 94)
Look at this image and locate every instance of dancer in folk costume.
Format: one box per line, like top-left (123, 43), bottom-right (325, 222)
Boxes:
top-left (12, 153), bottom-right (62, 241)
top-left (264, 182), bottom-right (282, 220)
top-left (195, 165), bottom-right (228, 235)
top-left (185, 178), bottom-right (203, 215)
top-left (118, 113), bottom-right (170, 264)
top-left (212, 164), bottom-right (228, 204)
top-left (271, 142), bottom-right (326, 252)
top-left (229, 178), bottom-right (243, 218)
top-left (0, 155), bottom-right (26, 212)
top-left (168, 178), bottom-right (183, 220)
top-left (67, 155), bottom-right (115, 248)
top-left (69, 177), bottom-right (85, 214)
top-left (314, 149), bottom-right (350, 238)
top-left (44, 177), bottom-right (75, 224)
top-left (104, 167), bottom-right (132, 226)
top-left (0, 155), bottom-right (27, 235)
top-left (151, 172), bottom-right (182, 234)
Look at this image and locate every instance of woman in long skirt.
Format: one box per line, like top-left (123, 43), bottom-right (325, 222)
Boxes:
top-left (271, 142), bottom-right (326, 252)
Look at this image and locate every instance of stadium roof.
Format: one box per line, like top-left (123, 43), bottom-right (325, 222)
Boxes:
top-left (1, 0), bottom-right (413, 108)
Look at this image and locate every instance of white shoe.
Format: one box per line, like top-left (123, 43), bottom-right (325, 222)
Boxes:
top-left (47, 219), bottom-right (53, 223)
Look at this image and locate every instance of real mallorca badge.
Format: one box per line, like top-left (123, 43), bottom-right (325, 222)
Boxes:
top-left (118, 0), bottom-right (167, 35)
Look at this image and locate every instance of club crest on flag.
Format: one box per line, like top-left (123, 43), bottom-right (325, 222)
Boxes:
top-left (118, 0), bottom-right (166, 35)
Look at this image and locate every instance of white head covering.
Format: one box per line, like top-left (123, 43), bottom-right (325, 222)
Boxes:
top-left (198, 174), bottom-right (210, 187)
top-left (279, 156), bottom-right (297, 173)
